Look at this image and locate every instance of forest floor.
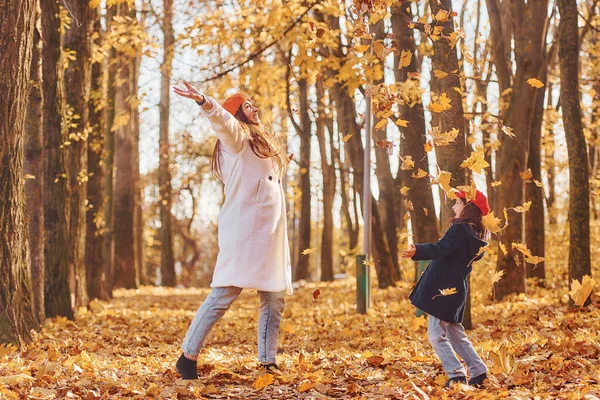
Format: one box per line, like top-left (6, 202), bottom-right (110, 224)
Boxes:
top-left (2, 228), bottom-right (600, 399)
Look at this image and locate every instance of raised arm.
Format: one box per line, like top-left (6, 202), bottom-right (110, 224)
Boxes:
top-left (411, 224), bottom-right (465, 261)
top-left (173, 81), bottom-right (244, 153)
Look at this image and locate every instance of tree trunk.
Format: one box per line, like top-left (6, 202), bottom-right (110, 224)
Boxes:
top-left (493, 0), bottom-right (548, 300)
top-left (391, 4), bottom-right (439, 246)
top-left (0, 0), bottom-right (39, 344)
top-left (558, 0), bottom-right (592, 306)
top-left (159, 0), bottom-right (176, 287)
top-left (41, 0), bottom-right (74, 319)
top-left (64, 0), bottom-right (90, 308)
top-left (292, 78), bottom-right (312, 281)
top-left (316, 81), bottom-right (335, 281)
top-left (86, 5), bottom-right (108, 301)
top-left (24, 9), bottom-right (45, 325)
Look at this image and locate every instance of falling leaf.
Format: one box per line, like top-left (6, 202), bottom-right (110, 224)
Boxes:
top-left (569, 275), bottom-right (595, 306)
top-left (434, 9), bottom-right (452, 21)
top-left (492, 269), bottom-right (505, 285)
top-left (534, 179), bottom-right (543, 187)
top-left (375, 119), bottom-right (388, 131)
top-left (502, 125), bottom-right (516, 138)
top-left (363, 259), bottom-right (375, 267)
top-left (312, 289), bottom-right (321, 300)
top-left (499, 242), bottom-right (508, 255)
top-left (592, 190), bottom-right (598, 197)
top-left (525, 256), bottom-right (545, 265)
top-left (398, 49), bottom-right (412, 68)
top-left (511, 242), bottom-right (533, 258)
top-left (483, 211), bottom-right (504, 234)
top-left (252, 373), bottom-right (274, 389)
top-left (527, 78), bottom-right (544, 88)
top-left (400, 186), bottom-right (410, 195)
top-left (460, 150), bottom-right (489, 174)
top-left (433, 287), bottom-right (457, 299)
top-left (395, 119), bottom-right (409, 127)
top-left (424, 140), bottom-right (433, 152)
top-left (456, 182), bottom-right (477, 201)
top-left (404, 199), bottom-right (414, 211)
top-left (433, 69), bottom-right (449, 79)
top-left (302, 248), bottom-right (317, 256)
top-left (427, 93), bottom-right (452, 113)
top-left (353, 44), bottom-right (371, 53)
top-left (437, 171), bottom-right (459, 200)
top-left (412, 169), bottom-right (428, 179)
top-left (431, 127), bottom-right (459, 146)
top-left (403, 212), bottom-right (411, 221)
top-left (342, 133), bottom-right (353, 142)
top-left (300, 167), bottom-right (308, 175)
top-left (491, 181), bottom-right (502, 187)
top-left (24, 174), bottom-right (36, 180)
top-left (511, 201), bottom-right (532, 213)
top-left (520, 168), bottom-right (533, 182)
top-left (400, 155), bottom-right (415, 171)
top-left (423, 207), bottom-right (429, 216)
top-left (376, 139), bottom-right (395, 154)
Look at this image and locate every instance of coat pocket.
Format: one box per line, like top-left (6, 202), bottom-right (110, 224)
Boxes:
top-left (253, 176), bottom-right (279, 207)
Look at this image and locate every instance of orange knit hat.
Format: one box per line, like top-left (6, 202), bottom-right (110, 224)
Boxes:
top-left (222, 93), bottom-right (247, 115)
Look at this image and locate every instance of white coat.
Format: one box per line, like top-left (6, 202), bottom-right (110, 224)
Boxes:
top-left (198, 97), bottom-right (293, 295)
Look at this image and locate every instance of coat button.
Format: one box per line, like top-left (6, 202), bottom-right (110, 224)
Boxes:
top-left (268, 176), bottom-right (272, 181)
top-left (278, 179), bottom-right (281, 183)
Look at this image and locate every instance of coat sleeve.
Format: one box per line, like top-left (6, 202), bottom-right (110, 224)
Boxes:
top-left (198, 96), bottom-right (244, 153)
top-left (412, 224), bottom-right (465, 261)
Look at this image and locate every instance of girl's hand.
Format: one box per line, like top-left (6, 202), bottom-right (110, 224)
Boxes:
top-left (402, 244), bottom-right (416, 258)
top-left (173, 81), bottom-right (204, 102)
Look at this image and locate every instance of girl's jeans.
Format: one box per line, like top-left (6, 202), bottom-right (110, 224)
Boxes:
top-left (181, 287), bottom-right (286, 363)
top-left (428, 315), bottom-right (488, 378)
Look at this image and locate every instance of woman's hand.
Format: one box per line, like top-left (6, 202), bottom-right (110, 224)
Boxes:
top-left (173, 81), bottom-right (204, 103)
top-left (402, 244), bottom-right (416, 259)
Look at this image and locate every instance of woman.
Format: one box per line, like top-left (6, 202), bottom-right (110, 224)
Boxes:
top-left (172, 82), bottom-right (293, 380)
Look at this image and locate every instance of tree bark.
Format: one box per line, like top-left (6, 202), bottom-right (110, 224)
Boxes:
top-left (113, 4), bottom-right (139, 289)
top-left (24, 8), bottom-right (45, 325)
top-left (64, 0), bottom-right (90, 308)
top-left (0, 0), bottom-right (39, 344)
top-left (558, 0), bottom-right (592, 306)
top-left (41, 0), bottom-right (74, 319)
top-left (316, 81), bottom-right (335, 281)
top-left (493, 0), bottom-right (548, 300)
top-left (86, 5), bottom-right (108, 301)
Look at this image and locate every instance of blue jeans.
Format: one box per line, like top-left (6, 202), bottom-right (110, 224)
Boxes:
top-left (181, 287), bottom-right (286, 363)
top-left (427, 316), bottom-right (488, 379)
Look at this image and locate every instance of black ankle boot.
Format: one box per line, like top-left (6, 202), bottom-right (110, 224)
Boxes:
top-left (468, 372), bottom-right (487, 388)
top-left (176, 353), bottom-right (198, 380)
top-left (444, 376), bottom-right (467, 388)
top-left (261, 363), bottom-right (279, 374)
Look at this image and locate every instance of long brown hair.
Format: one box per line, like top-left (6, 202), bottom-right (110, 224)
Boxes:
top-left (210, 105), bottom-right (288, 179)
top-left (451, 198), bottom-right (489, 240)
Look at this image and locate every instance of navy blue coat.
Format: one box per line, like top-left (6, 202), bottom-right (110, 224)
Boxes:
top-left (409, 223), bottom-right (487, 323)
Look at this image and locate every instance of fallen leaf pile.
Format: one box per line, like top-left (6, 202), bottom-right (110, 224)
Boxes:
top-left (1, 227), bottom-right (599, 399)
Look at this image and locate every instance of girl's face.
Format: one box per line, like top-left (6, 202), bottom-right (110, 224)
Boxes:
top-left (452, 198), bottom-right (466, 218)
top-left (242, 100), bottom-right (261, 125)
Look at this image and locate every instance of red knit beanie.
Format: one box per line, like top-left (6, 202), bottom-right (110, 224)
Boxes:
top-left (222, 93), bottom-right (247, 115)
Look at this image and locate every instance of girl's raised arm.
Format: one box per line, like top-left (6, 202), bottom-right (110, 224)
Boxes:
top-left (173, 81), bottom-right (244, 153)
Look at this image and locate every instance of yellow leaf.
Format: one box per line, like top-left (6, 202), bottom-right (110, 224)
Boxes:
top-left (460, 150), bottom-right (490, 174)
top-left (457, 182), bottom-right (477, 201)
top-left (433, 287), bottom-right (457, 299)
top-left (491, 180), bottom-right (502, 187)
top-left (363, 259), bottom-right (375, 267)
top-left (0, 343), bottom-right (16, 358)
top-left (438, 93), bottom-right (452, 109)
top-left (502, 125), bottom-right (516, 138)
top-left (482, 211), bottom-right (504, 234)
top-left (375, 119), bottom-right (388, 131)
top-left (302, 247), bottom-right (318, 256)
top-left (398, 49), bottom-right (412, 68)
top-left (525, 256), bottom-right (545, 265)
top-left (511, 242), bottom-right (533, 258)
top-left (298, 381), bottom-right (315, 393)
top-left (490, 344), bottom-right (515, 374)
top-left (400, 186), bottom-right (410, 195)
top-left (453, 86), bottom-right (462, 94)
top-left (511, 201), bottom-right (532, 213)
top-left (431, 127), bottom-right (459, 146)
top-left (527, 78), bottom-right (544, 88)
top-left (569, 275), bottom-right (595, 306)
top-left (427, 102), bottom-right (444, 113)
top-left (433, 69), bottom-right (449, 79)
top-left (434, 9), bottom-right (452, 21)
top-left (534, 179), bottom-right (543, 187)
top-left (400, 155), bottom-right (415, 171)
top-left (353, 44), bottom-right (370, 53)
top-left (24, 174), bottom-right (36, 180)
top-left (300, 167), bottom-right (308, 175)
top-left (499, 242), bottom-right (508, 255)
top-left (423, 207), bottom-right (429, 216)
top-left (411, 315), bottom-right (427, 331)
top-left (491, 269), bottom-right (505, 285)
top-left (424, 140), bottom-right (433, 152)
top-left (252, 373), bottom-right (274, 389)
top-left (395, 119), bottom-right (409, 127)
top-left (403, 212), bottom-right (411, 221)
top-left (411, 168), bottom-right (428, 179)
top-left (342, 133), bottom-right (353, 143)
top-left (520, 168), bottom-right (533, 182)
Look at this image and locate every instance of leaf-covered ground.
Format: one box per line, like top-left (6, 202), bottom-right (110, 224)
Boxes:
top-left (2, 232), bottom-right (600, 399)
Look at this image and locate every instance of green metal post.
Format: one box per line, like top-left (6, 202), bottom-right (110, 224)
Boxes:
top-left (356, 255), bottom-right (370, 314)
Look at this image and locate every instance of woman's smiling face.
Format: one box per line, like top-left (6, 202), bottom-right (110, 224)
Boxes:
top-left (242, 100), bottom-right (261, 125)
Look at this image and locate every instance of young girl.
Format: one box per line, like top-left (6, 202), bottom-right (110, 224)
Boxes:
top-left (172, 82), bottom-right (292, 379)
top-left (402, 189), bottom-right (490, 388)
